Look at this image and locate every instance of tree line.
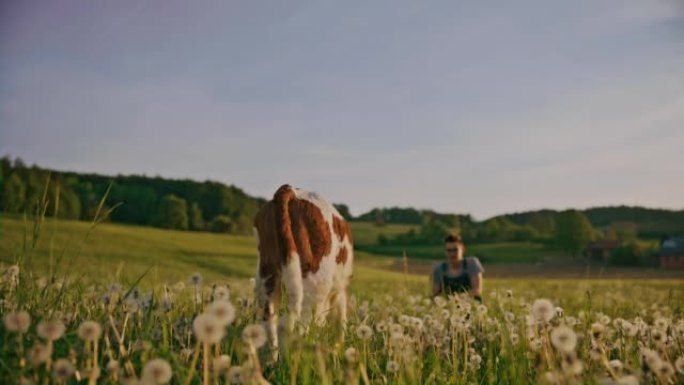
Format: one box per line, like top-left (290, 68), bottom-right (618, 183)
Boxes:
top-left (0, 157), bottom-right (263, 234)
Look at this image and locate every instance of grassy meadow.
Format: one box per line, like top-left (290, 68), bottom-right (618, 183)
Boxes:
top-left (1, 214), bottom-right (684, 385)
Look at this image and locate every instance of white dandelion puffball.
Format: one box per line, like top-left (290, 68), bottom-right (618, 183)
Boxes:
top-left (4, 310), bottom-right (31, 333)
top-left (344, 347), bottom-right (359, 363)
top-left (193, 313), bottom-right (225, 344)
top-left (242, 324), bottom-right (267, 348)
top-left (616, 375), bottom-right (640, 385)
top-left (213, 285), bottom-right (231, 301)
top-left (213, 355), bottom-right (232, 375)
top-left (356, 324), bottom-right (373, 340)
top-left (141, 358), bottom-right (173, 385)
top-left (77, 321), bottom-right (102, 341)
top-left (531, 299), bottom-right (555, 323)
top-left (228, 366), bottom-right (243, 384)
top-left (207, 300), bottom-right (236, 326)
top-left (37, 319), bottom-right (66, 341)
top-left (386, 360), bottom-right (400, 373)
top-left (29, 343), bottom-right (53, 367)
top-left (52, 359), bottom-right (75, 381)
top-left (550, 326), bottom-right (577, 353)
top-left (188, 272), bottom-right (203, 286)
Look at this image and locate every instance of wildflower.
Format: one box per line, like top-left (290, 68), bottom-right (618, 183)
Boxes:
top-left (356, 324), bottom-right (373, 340)
top-left (641, 348), bottom-right (662, 372)
top-left (655, 362), bottom-right (675, 381)
top-left (599, 314), bottom-right (611, 325)
top-left (390, 333), bottom-right (407, 348)
top-left (188, 272), bottom-right (203, 286)
top-left (476, 304), bottom-right (487, 314)
top-left (242, 324), bottom-right (267, 348)
top-left (4, 310), bottom-right (31, 333)
top-left (550, 326), bottom-right (577, 353)
top-left (531, 299), bottom-right (554, 323)
top-left (590, 322), bottom-right (605, 340)
top-left (434, 296), bottom-right (446, 308)
top-left (123, 297), bottom-right (140, 313)
top-left (675, 356), bottom-right (684, 374)
top-left (651, 328), bottom-right (666, 343)
top-left (37, 319), bottom-right (65, 341)
top-left (227, 366), bottom-right (243, 384)
top-left (106, 360), bottom-right (120, 373)
top-left (621, 321), bottom-right (638, 337)
top-left (344, 347), bottom-right (359, 363)
top-left (654, 317), bottom-right (669, 330)
top-left (141, 358), bottom-right (173, 385)
top-left (410, 317), bottom-right (424, 331)
top-left (390, 323), bottom-right (404, 336)
top-left (28, 343), bottom-right (53, 367)
top-left (213, 355), bottom-right (231, 376)
top-left (555, 307), bottom-right (564, 318)
top-left (213, 285), bottom-right (230, 301)
top-left (616, 375), bottom-right (639, 385)
top-left (510, 333), bottom-right (520, 344)
top-left (398, 315), bottom-right (410, 326)
top-left (609, 359), bottom-right (623, 375)
top-left (504, 312), bottom-right (515, 323)
top-left (375, 321), bottom-right (388, 332)
top-left (206, 300), bottom-right (236, 326)
top-left (193, 313), bottom-right (225, 344)
top-left (561, 353), bottom-right (583, 375)
top-left (470, 353), bottom-right (482, 366)
top-left (386, 360), bottom-right (400, 373)
top-left (52, 359), bottom-right (75, 381)
top-left (77, 321), bottom-right (102, 341)
top-left (505, 289), bottom-right (513, 298)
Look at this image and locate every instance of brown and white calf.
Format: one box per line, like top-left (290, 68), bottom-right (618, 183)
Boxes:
top-left (253, 184), bottom-right (353, 352)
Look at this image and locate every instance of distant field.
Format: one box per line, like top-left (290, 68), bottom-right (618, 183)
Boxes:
top-left (0, 216), bottom-right (421, 289)
top-left (348, 221), bottom-right (418, 245)
top-left (357, 242), bottom-right (554, 263)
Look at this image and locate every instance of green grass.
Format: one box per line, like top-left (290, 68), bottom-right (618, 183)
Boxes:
top-left (357, 242), bottom-right (554, 263)
top-left (2, 215), bottom-right (684, 385)
top-left (348, 221), bottom-right (418, 246)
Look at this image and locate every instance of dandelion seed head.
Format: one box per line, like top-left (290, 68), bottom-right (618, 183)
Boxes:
top-left (504, 312), bottom-right (515, 323)
top-left (4, 310), bottom-right (31, 333)
top-left (609, 359), bottom-right (623, 374)
top-left (531, 299), bottom-right (555, 323)
top-left (242, 323), bottom-right (267, 348)
top-left (188, 272), bottom-right (203, 286)
top-left (616, 375), bottom-right (639, 385)
top-left (386, 360), bottom-right (400, 373)
top-left (674, 356), bottom-right (684, 374)
top-left (36, 319), bottom-right (65, 341)
top-left (106, 360), bottom-right (120, 373)
top-left (207, 300), bottom-right (236, 326)
top-left (550, 326), bottom-right (577, 353)
top-left (52, 359), bottom-right (75, 381)
top-left (344, 347), bottom-right (359, 363)
top-left (656, 362), bottom-right (674, 380)
top-left (227, 366), bottom-right (243, 384)
top-left (77, 321), bottom-right (102, 341)
top-left (193, 313), bottom-right (225, 345)
top-left (29, 343), bottom-right (53, 367)
top-left (356, 324), bottom-right (373, 340)
top-left (590, 322), bottom-right (605, 340)
top-left (213, 355), bottom-right (231, 375)
top-left (141, 358), bottom-right (173, 385)
top-left (123, 297), bottom-right (140, 313)
top-left (213, 285), bottom-right (230, 301)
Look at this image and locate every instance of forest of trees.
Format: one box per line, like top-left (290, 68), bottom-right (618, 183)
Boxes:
top-left (0, 157), bottom-right (264, 234)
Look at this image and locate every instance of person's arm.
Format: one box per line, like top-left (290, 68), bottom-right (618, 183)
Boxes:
top-left (431, 266), bottom-right (442, 297)
top-left (470, 272), bottom-right (483, 297)
top-left (467, 257), bottom-right (484, 302)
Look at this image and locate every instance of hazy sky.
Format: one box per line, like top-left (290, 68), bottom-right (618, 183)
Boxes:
top-left (2, 0), bottom-right (683, 219)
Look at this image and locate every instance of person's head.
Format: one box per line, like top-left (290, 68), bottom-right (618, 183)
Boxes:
top-left (444, 233), bottom-right (464, 263)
